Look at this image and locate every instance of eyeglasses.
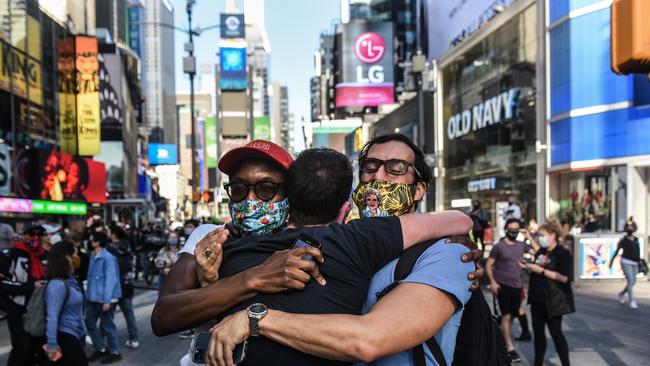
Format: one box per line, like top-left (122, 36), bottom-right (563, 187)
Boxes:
top-left (223, 180), bottom-right (285, 202)
top-left (360, 158), bottom-right (422, 178)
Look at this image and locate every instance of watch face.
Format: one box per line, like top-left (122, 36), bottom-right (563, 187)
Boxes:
top-left (249, 303), bottom-right (267, 315)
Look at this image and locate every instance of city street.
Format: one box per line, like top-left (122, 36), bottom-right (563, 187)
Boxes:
top-left (0, 279), bottom-right (647, 365)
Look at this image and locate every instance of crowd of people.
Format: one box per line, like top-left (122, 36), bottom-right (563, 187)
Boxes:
top-left (0, 134), bottom-right (646, 366)
top-left (0, 216), bottom-right (200, 365)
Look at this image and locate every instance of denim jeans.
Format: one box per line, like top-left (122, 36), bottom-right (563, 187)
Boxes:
top-left (85, 302), bottom-right (119, 354)
top-left (621, 261), bottom-right (639, 302)
top-left (118, 295), bottom-right (139, 341)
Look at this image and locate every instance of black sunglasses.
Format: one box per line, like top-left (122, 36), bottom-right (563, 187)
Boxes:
top-left (223, 180), bottom-right (285, 203)
top-left (360, 158), bottom-right (422, 178)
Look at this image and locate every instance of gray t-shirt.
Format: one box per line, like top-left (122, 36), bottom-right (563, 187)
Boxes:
top-left (489, 239), bottom-right (530, 288)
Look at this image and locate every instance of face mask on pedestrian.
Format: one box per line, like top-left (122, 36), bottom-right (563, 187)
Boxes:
top-left (168, 238), bottom-right (179, 246)
top-left (538, 235), bottom-right (550, 248)
top-left (229, 198), bottom-right (289, 236)
top-left (352, 181), bottom-right (416, 217)
top-left (506, 229), bottom-right (519, 241)
top-left (184, 228), bottom-right (194, 237)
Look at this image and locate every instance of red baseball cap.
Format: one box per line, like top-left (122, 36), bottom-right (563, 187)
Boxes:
top-left (218, 140), bottom-right (294, 176)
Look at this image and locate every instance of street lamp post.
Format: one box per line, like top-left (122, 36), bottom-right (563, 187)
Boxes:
top-left (185, 0), bottom-right (197, 217)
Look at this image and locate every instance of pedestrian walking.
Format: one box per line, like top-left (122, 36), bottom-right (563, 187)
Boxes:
top-left (501, 197), bottom-right (522, 221)
top-left (155, 232), bottom-right (179, 293)
top-left (486, 218), bottom-right (532, 362)
top-left (520, 222), bottom-right (574, 366)
top-left (611, 218), bottom-right (641, 309)
top-left (44, 241), bottom-right (88, 366)
top-left (0, 225), bottom-right (52, 366)
top-left (470, 200), bottom-right (489, 247)
top-left (85, 232), bottom-right (123, 364)
top-left (107, 225), bottom-right (140, 349)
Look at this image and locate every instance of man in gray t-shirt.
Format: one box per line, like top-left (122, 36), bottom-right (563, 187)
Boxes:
top-left (486, 218), bottom-right (531, 362)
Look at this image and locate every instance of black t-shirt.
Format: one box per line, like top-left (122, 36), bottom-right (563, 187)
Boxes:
top-left (218, 216), bottom-right (404, 366)
top-left (528, 245), bottom-right (572, 304)
top-left (617, 236), bottom-right (640, 261)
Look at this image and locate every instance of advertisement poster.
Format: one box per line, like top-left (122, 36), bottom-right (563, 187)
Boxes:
top-left (424, 0), bottom-right (516, 60)
top-left (579, 237), bottom-right (645, 279)
top-left (148, 144), bottom-right (178, 165)
top-left (220, 14), bottom-right (245, 39)
top-left (335, 22), bottom-right (394, 108)
top-left (253, 116), bottom-right (271, 140)
top-left (205, 116), bottom-right (218, 168)
top-left (75, 36), bottom-right (101, 156)
top-left (220, 47), bottom-right (247, 91)
top-left (11, 147), bottom-right (106, 204)
top-left (0, 144), bottom-right (10, 196)
top-left (58, 37), bottom-right (77, 154)
top-left (0, 37), bottom-right (42, 105)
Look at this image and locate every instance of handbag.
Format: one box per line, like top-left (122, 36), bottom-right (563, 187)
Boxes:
top-left (639, 259), bottom-right (649, 275)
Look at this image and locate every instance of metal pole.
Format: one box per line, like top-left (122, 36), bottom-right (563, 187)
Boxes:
top-left (187, 2), bottom-right (196, 218)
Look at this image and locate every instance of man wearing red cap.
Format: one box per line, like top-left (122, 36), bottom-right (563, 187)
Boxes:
top-left (153, 140), bottom-right (325, 344)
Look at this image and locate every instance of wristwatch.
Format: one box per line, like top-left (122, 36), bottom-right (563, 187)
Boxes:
top-left (247, 303), bottom-right (268, 337)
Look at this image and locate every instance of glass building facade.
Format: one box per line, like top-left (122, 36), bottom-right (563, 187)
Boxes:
top-left (440, 5), bottom-right (537, 224)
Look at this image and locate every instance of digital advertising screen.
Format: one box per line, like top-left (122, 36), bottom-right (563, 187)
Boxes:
top-left (148, 143), bottom-right (178, 165)
top-left (220, 47), bottom-right (247, 91)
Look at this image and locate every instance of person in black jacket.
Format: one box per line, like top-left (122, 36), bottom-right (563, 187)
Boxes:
top-left (520, 222), bottom-right (574, 366)
top-left (107, 225), bottom-right (139, 349)
top-left (469, 200), bottom-right (489, 247)
top-left (0, 225), bottom-right (51, 366)
top-left (611, 218), bottom-right (641, 309)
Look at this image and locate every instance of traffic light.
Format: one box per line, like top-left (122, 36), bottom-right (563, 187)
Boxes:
top-left (611, 0), bottom-right (650, 75)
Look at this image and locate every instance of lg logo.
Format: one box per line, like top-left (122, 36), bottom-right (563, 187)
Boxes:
top-left (354, 32), bottom-right (385, 64)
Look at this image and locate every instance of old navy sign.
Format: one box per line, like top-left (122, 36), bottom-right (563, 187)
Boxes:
top-left (467, 177), bottom-right (496, 192)
top-left (447, 89), bottom-right (518, 140)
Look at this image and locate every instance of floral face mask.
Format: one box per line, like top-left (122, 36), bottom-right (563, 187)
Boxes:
top-left (229, 198), bottom-right (290, 236)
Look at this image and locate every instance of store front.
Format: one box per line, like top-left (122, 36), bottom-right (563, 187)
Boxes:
top-left (437, 4), bottom-right (538, 234)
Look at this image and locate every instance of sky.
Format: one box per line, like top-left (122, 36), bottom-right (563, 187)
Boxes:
top-left (170, 0), bottom-right (341, 123)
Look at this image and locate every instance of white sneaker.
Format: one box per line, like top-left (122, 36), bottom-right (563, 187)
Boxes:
top-left (85, 335), bottom-right (93, 345)
top-left (619, 293), bottom-right (627, 304)
top-left (125, 339), bottom-right (140, 348)
top-left (629, 301), bottom-right (638, 309)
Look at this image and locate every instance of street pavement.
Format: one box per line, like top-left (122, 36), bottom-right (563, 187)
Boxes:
top-left (0, 278), bottom-right (648, 365)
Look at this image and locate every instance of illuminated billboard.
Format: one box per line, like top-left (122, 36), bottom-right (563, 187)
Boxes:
top-left (220, 47), bottom-right (247, 91)
top-left (148, 143), bottom-right (178, 165)
top-left (220, 14), bottom-right (245, 39)
top-left (75, 36), bottom-right (101, 156)
top-left (205, 116), bottom-right (218, 168)
top-left (335, 22), bottom-right (394, 108)
top-left (0, 197), bottom-right (87, 215)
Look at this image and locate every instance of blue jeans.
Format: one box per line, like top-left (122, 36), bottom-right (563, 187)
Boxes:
top-left (621, 261), bottom-right (638, 302)
top-left (118, 295), bottom-right (139, 342)
top-left (85, 302), bottom-right (119, 354)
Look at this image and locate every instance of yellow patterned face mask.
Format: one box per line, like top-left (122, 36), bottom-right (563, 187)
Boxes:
top-left (352, 181), bottom-right (416, 217)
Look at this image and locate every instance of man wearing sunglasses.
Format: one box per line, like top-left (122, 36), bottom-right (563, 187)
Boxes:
top-left (206, 134), bottom-right (484, 366)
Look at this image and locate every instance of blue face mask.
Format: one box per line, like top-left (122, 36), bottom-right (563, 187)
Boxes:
top-left (229, 198), bottom-right (289, 236)
top-left (168, 238), bottom-right (179, 246)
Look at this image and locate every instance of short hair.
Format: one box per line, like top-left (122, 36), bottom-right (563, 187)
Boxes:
top-left (539, 222), bottom-right (563, 244)
top-left (110, 225), bottom-right (127, 240)
top-left (358, 133), bottom-right (432, 185)
top-left (46, 241), bottom-right (75, 280)
top-left (184, 219), bottom-right (199, 228)
top-left (504, 218), bottom-right (522, 230)
top-left (91, 231), bottom-right (109, 248)
top-left (287, 148), bottom-right (353, 226)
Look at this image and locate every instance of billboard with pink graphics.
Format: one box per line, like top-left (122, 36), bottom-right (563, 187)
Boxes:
top-left (336, 22), bottom-right (394, 108)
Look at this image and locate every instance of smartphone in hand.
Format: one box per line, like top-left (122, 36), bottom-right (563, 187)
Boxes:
top-left (291, 234), bottom-right (322, 261)
top-left (192, 332), bottom-right (248, 365)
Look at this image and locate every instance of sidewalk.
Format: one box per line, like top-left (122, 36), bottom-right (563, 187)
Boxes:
top-left (500, 278), bottom-right (650, 366)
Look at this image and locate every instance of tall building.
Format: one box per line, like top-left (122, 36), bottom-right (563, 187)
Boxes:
top-left (271, 82), bottom-right (291, 149)
top-left (311, 33), bottom-right (336, 122)
top-left (95, 0), bottom-right (128, 45)
top-left (144, 0), bottom-right (176, 145)
top-left (245, 0), bottom-right (271, 121)
top-left (38, 0), bottom-right (96, 34)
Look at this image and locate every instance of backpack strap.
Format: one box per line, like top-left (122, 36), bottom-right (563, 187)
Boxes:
top-left (54, 279), bottom-right (70, 323)
top-left (377, 240), bottom-right (449, 366)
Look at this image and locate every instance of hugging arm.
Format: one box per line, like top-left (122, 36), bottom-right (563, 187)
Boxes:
top-left (399, 211), bottom-right (474, 249)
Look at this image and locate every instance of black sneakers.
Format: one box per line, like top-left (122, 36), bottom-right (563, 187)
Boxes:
top-left (88, 350), bottom-right (107, 362)
top-left (100, 353), bottom-right (123, 364)
top-left (515, 333), bottom-right (532, 342)
top-left (509, 350), bottom-right (522, 363)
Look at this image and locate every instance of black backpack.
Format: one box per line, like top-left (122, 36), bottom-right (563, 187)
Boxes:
top-left (378, 241), bottom-right (511, 366)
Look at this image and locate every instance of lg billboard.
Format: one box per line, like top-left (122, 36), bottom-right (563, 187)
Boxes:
top-left (335, 22), bottom-right (394, 108)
